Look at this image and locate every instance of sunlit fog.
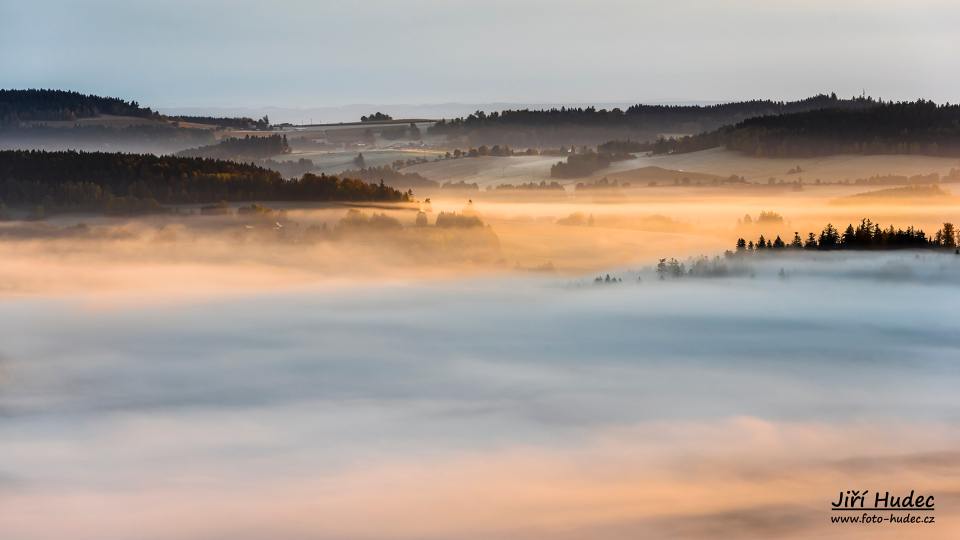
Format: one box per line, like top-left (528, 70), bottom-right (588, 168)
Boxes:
top-left (2, 1), bottom-right (960, 538)
top-left (3, 254), bottom-right (960, 539)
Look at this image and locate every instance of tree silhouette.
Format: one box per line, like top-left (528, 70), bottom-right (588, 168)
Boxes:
top-left (734, 218), bottom-right (954, 252)
top-left (790, 232), bottom-right (803, 248)
top-left (654, 99), bottom-right (960, 158)
top-left (0, 150), bottom-right (410, 215)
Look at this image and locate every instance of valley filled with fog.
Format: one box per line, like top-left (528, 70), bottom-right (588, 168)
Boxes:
top-left (2, 249), bottom-right (959, 539)
top-left (2, 171), bottom-right (960, 538)
top-left (3, 87), bottom-right (960, 539)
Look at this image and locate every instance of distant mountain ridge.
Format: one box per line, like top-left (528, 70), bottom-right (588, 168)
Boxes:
top-left (0, 89), bottom-right (258, 154)
top-left (158, 101), bottom-right (720, 125)
top-left (0, 89), bottom-right (268, 131)
top-left (0, 89), bottom-right (156, 125)
top-left (652, 99), bottom-right (960, 158)
top-left (426, 94), bottom-right (876, 147)
top-left (7, 89), bottom-right (960, 158)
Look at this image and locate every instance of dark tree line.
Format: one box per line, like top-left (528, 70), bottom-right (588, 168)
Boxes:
top-left (655, 100), bottom-right (960, 158)
top-left (338, 165), bottom-right (438, 189)
top-left (428, 94), bottom-right (872, 147)
top-left (0, 124), bottom-right (216, 154)
top-left (361, 112), bottom-right (393, 122)
top-left (734, 219), bottom-right (957, 252)
top-left (170, 115), bottom-right (270, 130)
top-left (260, 158), bottom-right (315, 179)
top-left (1, 89), bottom-right (272, 130)
top-left (432, 94), bottom-right (859, 132)
top-left (0, 89), bottom-right (156, 125)
top-left (551, 151), bottom-right (632, 178)
top-left (441, 181), bottom-right (480, 191)
top-left (0, 150), bottom-right (409, 215)
top-left (492, 181), bottom-right (564, 191)
top-left (656, 256), bottom-right (748, 280)
top-left (0, 90), bottom-right (275, 153)
top-left (177, 135), bottom-right (290, 161)
top-left (574, 177), bottom-right (628, 191)
top-left (456, 144), bottom-right (529, 157)
top-left (597, 139), bottom-right (651, 153)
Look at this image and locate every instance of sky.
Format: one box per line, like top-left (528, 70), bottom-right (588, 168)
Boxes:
top-left (1, 0), bottom-right (958, 110)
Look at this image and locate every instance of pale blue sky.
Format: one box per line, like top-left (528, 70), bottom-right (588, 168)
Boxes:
top-left (1, 0), bottom-right (956, 109)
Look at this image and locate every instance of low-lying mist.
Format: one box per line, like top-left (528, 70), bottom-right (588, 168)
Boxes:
top-left (1, 251), bottom-right (959, 539)
top-left (2, 175), bottom-right (959, 538)
top-left (4, 184), bottom-right (958, 298)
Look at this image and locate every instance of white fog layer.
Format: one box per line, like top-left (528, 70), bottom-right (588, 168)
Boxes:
top-left (2, 254), bottom-right (959, 539)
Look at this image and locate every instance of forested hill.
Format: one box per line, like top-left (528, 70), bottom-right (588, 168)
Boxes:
top-left (168, 115), bottom-right (270, 130)
top-left (177, 135), bottom-right (291, 161)
top-left (0, 150), bottom-right (409, 215)
top-left (0, 89), bottom-right (271, 132)
top-left (0, 89), bottom-right (156, 125)
top-left (651, 100), bottom-right (960, 158)
top-left (427, 94), bottom-right (875, 147)
top-left (0, 89), bottom-right (275, 153)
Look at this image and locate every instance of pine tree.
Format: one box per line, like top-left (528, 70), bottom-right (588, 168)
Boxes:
top-left (940, 222), bottom-right (957, 248)
top-left (790, 232), bottom-right (803, 248)
top-left (842, 224), bottom-right (857, 247)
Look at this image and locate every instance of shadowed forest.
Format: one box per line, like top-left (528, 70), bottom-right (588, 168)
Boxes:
top-left (653, 100), bottom-right (960, 157)
top-left (0, 150), bottom-right (409, 215)
top-left (427, 94), bottom-right (871, 146)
